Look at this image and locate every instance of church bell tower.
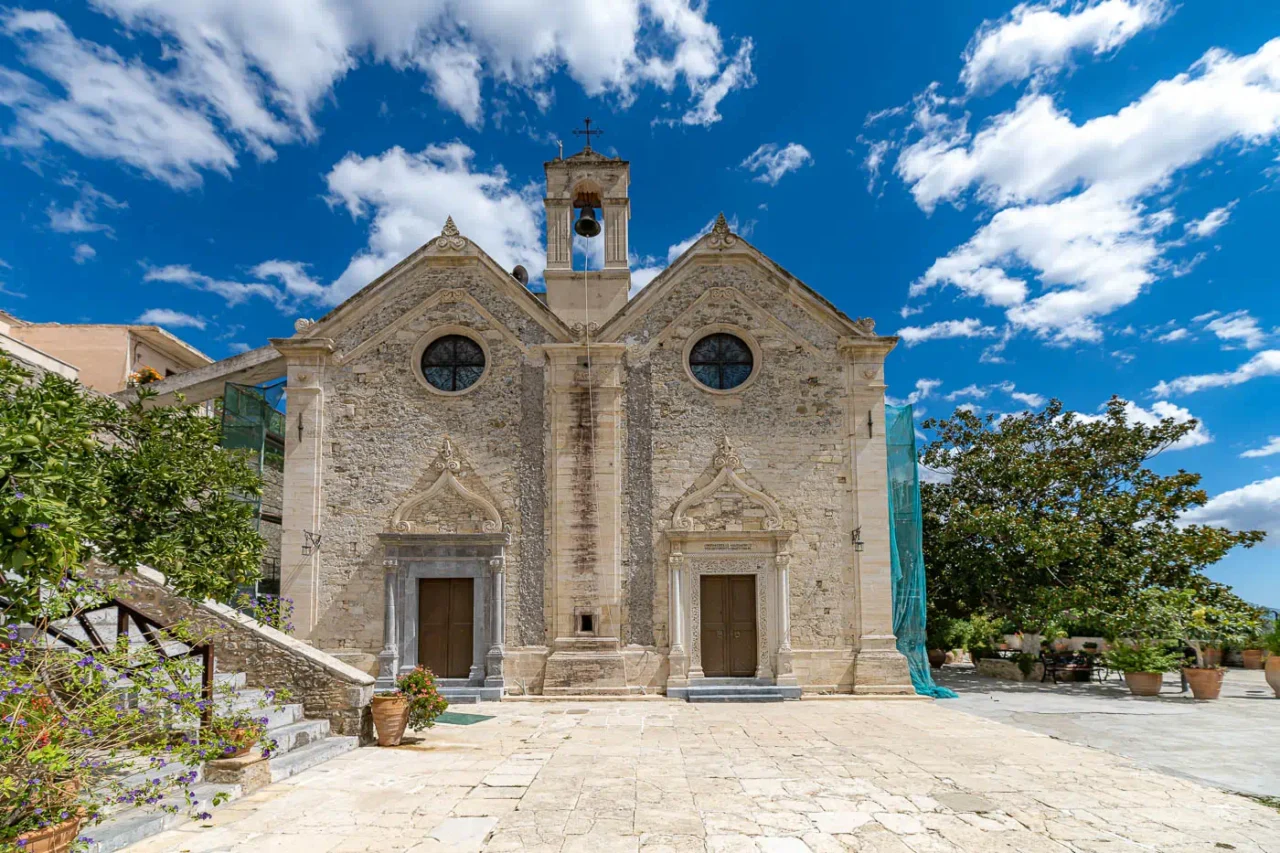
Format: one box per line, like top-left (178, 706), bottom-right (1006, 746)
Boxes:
top-left (543, 119), bottom-right (631, 327)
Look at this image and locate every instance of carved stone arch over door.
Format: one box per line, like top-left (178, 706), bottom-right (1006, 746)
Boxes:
top-left (663, 435), bottom-right (796, 696)
top-left (390, 437), bottom-right (504, 535)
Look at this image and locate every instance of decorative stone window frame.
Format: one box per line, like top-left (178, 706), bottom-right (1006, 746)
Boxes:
top-left (681, 323), bottom-right (762, 396)
top-left (410, 324), bottom-right (492, 397)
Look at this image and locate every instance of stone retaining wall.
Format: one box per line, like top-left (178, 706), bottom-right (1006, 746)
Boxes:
top-left (99, 564), bottom-right (375, 742)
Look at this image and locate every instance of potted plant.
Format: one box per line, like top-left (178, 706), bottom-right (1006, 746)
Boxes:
top-left (1161, 589), bottom-right (1259, 700)
top-left (1264, 621), bottom-right (1280, 698)
top-left (207, 710), bottom-right (269, 759)
top-left (1102, 642), bottom-right (1183, 696)
top-left (926, 614), bottom-right (961, 669)
top-left (1239, 624), bottom-right (1266, 670)
top-left (372, 667), bottom-right (449, 746)
top-left (964, 613), bottom-right (1000, 665)
top-left (398, 666), bottom-right (449, 731)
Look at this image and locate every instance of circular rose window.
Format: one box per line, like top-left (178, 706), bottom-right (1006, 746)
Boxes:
top-left (420, 334), bottom-right (486, 392)
top-left (688, 332), bottom-right (754, 391)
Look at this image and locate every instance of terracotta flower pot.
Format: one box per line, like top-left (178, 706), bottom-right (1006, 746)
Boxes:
top-left (1266, 656), bottom-right (1280, 698)
top-left (928, 649), bottom-right (947, 669)
top-left (372, 694), bottom-right (411, 746)
top-left (1183, 666), bottom-right (1225, 700)
top-left (13, 815), bottom-right (82, 853)
top-left (1201, 647), bottom-right (1222, 668)
top-left (1242, 649), bottom-right (1264, 670)
top-left (219, 726), bottom-right (254, 758)
top-left (1123, 671), bottom-right (1163, 696)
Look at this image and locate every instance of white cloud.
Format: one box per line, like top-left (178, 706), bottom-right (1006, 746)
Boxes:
top-left (322, 143), bottom-right (544, 305)
top-left (71, 243), bottom-right (95, 264)
top-left (887, 378), bottom-right (942, 408)
top-left (1153, 350), bottom-right (1280, 396)
top-left (1180, 476), bottom-right (1280, 541)
top-left (1156, 327), bottom-right (1189, 343)
top-left (944, 383), bottom-right (992, 401)
top-left (881, 38), bottom-right (1280, 343)
top-left (1009, 390), bottom-right (1046, 407)
top-left (676, 38), bottom-right (755, 127)
top-left (1202, 309), bottom-right (1269, 350)
top-left (895, 317), bottom-right (997, 346)
top-left (1, 4), bottom-right (752, 184)
top-left (46, 178), bottom-right (127, 235)
top-left (1184, 202), bottom-right (1236, 239)
top-left (144, 264), bottom-right (286, 308)
top-left (135, 307), bottom-right (207, 330)
top-left (960, 0), bottom-right (1169, 93)
top-left (1241, 437), bottom-right (1280, 459)
top-left (740, 142), bottom-right (812, 186)
top-left (0, 10), bottom-right (237, 188)
top-left (147, 142), bottom-right (544, 309)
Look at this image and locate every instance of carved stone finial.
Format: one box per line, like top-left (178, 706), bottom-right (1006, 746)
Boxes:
top-left (435, 437), bottom-right (462, 472)
top-left (713, 434), bottom-right (741, 470)
top-left (293, 318), bottom-right (315, 333)
top-left (852, 317), bottom-right (876, 335)
top-left (707, 212), bottom-right (737, 249)
top-left (431, 216), bottom-right (467, 251)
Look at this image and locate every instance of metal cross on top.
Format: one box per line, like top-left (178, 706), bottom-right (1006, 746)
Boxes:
top-left (572, 117), bottom-right (603, 151)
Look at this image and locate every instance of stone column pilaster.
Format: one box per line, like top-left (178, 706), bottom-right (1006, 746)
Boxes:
top-left (271, 336), bottom-right (334, 641)
top-left (376, 557), bottom-right (399, 690)
top-left (544, 200), bottom-right (572, 270)
top-left (485, 554), bottom-right (506, 690)
top-left (775, 552), bottom-right (797, 686)
top-left (667, 551), bottom-right (689, 687)
top-left (602, 199), bottom-right (629, 270)
top-left (840, 336), bottom-right (913, 694)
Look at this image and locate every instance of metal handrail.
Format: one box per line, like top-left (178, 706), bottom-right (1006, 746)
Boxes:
top-left (5, 596), bottom-right (214, 731)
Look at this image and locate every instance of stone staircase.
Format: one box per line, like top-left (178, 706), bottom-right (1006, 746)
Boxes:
top-left (436, 677), bottom-right (502, 704)
top-left (670, 677), bottom-right (802, 703)
top-left (87, 671), bottom-right (360, 853)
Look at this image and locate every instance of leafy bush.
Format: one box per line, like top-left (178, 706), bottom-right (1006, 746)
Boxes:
top-left (1102, 642), bottom-right (1185, 674)
top-left (926, 614), bottom-right (967, 651)
top-left (1263, 621), bottom-right (1280, 656)
top-left (0, 357), bottom-right (265, 620)
top-left (963, 613), bottom-right (1002, 661)
top-left (396, 666), bottom-right (449, 730)
top-left (1015, 653), bottom-right (1037, 677)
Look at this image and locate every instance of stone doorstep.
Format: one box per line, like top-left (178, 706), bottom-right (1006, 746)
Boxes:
top-left (204, 752), bottom-right (272, 794)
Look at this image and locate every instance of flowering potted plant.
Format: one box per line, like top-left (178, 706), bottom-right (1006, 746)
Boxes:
top-left (371, 667), bottom-right (449, 746)
top-left (207, 711), bottom-right (269, 759)
top-left (127, 365), bottom-right (164, 386)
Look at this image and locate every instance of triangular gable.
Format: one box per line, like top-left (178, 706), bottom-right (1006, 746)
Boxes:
top-left (597, 213), bottom-right (880, 344)
top-left (293, 218), bottom-right (573, 351)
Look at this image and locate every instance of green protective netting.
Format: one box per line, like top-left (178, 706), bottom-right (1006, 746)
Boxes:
top-left (886, 404), bottom-right (957, 699)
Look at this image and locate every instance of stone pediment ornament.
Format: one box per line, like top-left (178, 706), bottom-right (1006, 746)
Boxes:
top-left (427, 216), bottom-right (468, 253)
top-left (672, 435), bottom-right (783, 531)
top-left (706, 212), bottom-right (737, 250)
top-left (852, 317), bottom-right (875, 335)
top-left (390, 437), bottom-right (503, 534)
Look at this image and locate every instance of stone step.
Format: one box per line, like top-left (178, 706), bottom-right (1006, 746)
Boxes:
top-left (86, 782), bottom-right (239, 853)
top-left (215, 671), bottom-right (247, 689)
top-left (266, 718), bottom-right (332, 753)
top-left (686, 693), bottom-right (786, 703)
top-left (269, 735), bottom-right (360, 783)
top-left (438, 684), bottom-right (502, 703)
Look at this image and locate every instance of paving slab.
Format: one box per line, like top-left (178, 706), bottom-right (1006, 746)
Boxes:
top-left (937, 665), bottom-right (1280, 797)
top-left (120, 698), bottom-right (1280, 852)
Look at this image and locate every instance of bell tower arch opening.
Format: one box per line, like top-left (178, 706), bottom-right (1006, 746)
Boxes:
top-left (543, 120), bottom-right (632, 327)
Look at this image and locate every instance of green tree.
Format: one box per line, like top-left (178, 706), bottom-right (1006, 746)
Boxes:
top-left (0, 358), bottom-right (264, 619)
top-left (920, 397), bottom-right (1264, 625)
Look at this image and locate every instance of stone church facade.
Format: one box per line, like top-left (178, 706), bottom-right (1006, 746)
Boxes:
top-left (272, 143), bottom-right (912, 698)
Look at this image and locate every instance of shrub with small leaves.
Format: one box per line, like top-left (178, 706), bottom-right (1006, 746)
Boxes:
top-left (396, 667), bottom-right (448, 730)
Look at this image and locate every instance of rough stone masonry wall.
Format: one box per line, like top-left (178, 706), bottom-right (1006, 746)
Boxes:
top-left (622, 359), bottom-right (654, 647)
top-left (625, 262), bottom-right (858, 687)
top-left (101, 564), bottom-right (375, 740)
top-left (310, 264), bottom-right (553, 659)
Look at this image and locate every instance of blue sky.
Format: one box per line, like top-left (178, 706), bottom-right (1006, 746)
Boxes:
top-left (0, 1), bottom-right (1277, 604)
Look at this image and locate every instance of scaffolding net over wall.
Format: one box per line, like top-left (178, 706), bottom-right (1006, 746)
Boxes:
top-left (886, 404), bottom-right (957, 699)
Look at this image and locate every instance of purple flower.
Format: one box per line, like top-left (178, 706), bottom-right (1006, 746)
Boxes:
top-left (31, 523), bottom-right (49, 530)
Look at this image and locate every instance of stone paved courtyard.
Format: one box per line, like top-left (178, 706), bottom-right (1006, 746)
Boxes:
top-left (123, 698), bottom-right (1280, 853)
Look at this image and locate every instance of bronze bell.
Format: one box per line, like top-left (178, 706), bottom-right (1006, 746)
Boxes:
top-left (574, 205), bottom-right (601, 238)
